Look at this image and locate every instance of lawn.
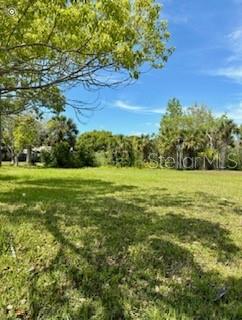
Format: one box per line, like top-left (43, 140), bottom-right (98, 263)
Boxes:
top-left (0, 166), bottom-right (242, 320)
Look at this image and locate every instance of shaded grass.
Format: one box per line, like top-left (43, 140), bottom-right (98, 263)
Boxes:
top-left (0, 166), bottom-right (242, 319)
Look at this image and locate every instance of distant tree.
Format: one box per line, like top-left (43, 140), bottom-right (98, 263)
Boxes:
top-left (13, 115), bottom-right (40, 165)
top-left (77, 131), bottom-right (158, 168)
top-left (131, 134), bottom-right (157, 166)
top-left (158, 100), bottom-right (239, 170)
top-left (2, 116), bottom-right (15, 163)
top-left (158, 98), bottom-right (184, 168)
top-left (76, 131), bottom-right (114, 167)
top-left (77, 131), bottom-right (113, 152)
top-left (46, 115), bottom-right (78, 148)
top-left (0, 86), bottom-right (65, 165)
top-left (41, 115), bottom-right (79, 168)
top-left (181, 105), bottom-right (217, 168)
top-left (108, 135), bottom-right (134, 167)
top-left (216, 115), bottom-right (239, 169)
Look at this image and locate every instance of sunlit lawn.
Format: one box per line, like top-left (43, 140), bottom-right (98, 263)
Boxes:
top-left (0, 166), bottom-right (242, 319)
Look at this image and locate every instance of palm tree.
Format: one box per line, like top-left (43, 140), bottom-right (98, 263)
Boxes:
top-left (47, 115), bottom-right (78, 148)
top-left (217, 116), bottom-right (239, 169)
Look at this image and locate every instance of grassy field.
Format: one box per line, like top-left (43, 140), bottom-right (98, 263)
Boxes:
top-left (0, 166), bottom-right (241, 320)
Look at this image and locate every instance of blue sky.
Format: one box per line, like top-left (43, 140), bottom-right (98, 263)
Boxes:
top-left (66, 0), bottom-right (242, 135)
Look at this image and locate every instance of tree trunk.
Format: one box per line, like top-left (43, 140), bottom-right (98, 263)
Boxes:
top-left (7, 147), bottom-right (15, 165)
top-left (10, 151), bottom-right (14, 165)
top-left (0, 111), bottom-right (2, 167)
top-left (14, 155), bottom-right (19, 166)
top-left (220, 145), bottom-right (226, 170)
top-left (179, 147), bottom-right (183, 169)
top-left (203, 157), bottom-right (206, 170)
top-left (26, 146), bottom-right (32, 165)
top-left (176, 148), bottom-right (179, 169)
top-left (0, 88), bottom-right (2, 167)
top-left (176, 145), bottom-right (183, 169)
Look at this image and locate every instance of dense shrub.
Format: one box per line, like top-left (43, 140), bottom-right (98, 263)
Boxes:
top-left (40, 149), bottom-right (53, 167)
top-left (41, 143), bottom-right (74, 168)
top-left (76, 145), bottom-right (96, 167)
top-left (108, 138), bottom-right (135, 167)
top-left (95, 151), bottom-right (109, 167)
top-left (75, 132), bottom-right (161, 168)
top-left (51, 142), bottom-right (72, 167)
top-left (41, 143), bottom-right (97, 168)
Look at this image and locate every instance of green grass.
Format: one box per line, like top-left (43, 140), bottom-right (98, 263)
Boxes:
top-left (0, 166), bottom-right (242, 320)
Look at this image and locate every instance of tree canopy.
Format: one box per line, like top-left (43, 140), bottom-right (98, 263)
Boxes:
top-left (0, 0), bottom-right (173, 95)
top-left (158, 99), bottom-right (241, 169)
top-left (46, 115), bottom-right (78, 148)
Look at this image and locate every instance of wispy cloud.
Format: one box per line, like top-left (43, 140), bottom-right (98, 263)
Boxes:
top-left (210, 67), bottom-right (242, 83)
top-left (208, 26), bottom-right (242, 82)
top-left (214, 102), bottom-right (242, 123)
top-left (228, 28), bottom-right (242, 41)
top-left (114, 100), bottom-right (144, 112)
top-left (112, 100), bottom-right (165, 114)
top-left (225, 102), bottom-right (242, 123)
top-left (226, 27), bottom-right (242, 62)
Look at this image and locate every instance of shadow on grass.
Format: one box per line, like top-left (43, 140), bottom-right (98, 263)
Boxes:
top-left (0, 174), bottom-right (20, 182)
top-left (0, 175), bottom-right (241, 319)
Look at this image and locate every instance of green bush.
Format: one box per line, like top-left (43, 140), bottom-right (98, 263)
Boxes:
top-left (41, 143), bottom-right (74, 168)
top-left (52, 142), bottom-right (72, 167)
top-left (95, 151), bottom-right (109, 167)
top-left (40, 149), bottom-right (53, 166)
top-left (41, 143), bottom-right (97, 168)
top-left (77, 145), bottom-right (96, 167)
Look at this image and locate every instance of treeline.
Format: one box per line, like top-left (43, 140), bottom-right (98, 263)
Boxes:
top-left (2, 114), bottom-right (157, 168)
top-left (159, 99), bottom-right (242, 170)
top-left (2, 98), bottom-right (242, 170)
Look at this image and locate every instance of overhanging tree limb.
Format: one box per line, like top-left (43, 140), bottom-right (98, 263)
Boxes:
top-left (0, 0), bottom-right (173, 95)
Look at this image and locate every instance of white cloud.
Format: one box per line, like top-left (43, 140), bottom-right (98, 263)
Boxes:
top-left (150, 108), bottom-right (166, 114)
top-left (114, 100), bottom-right (144, 112)
top-left (112, 100), bottom-right (165, 114)
top-left (210, 67), bottom-right (242, 82)
top-left (226, 27), bottom-right (242, 63)
top-left (228, 28), bottom-right (242, 41)
top-left (214, 102), bottom-right (242, 123)
top-left (208, 27), bottom-right (242, 82)
top-left (225, 102), bottom-right (242, 123)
